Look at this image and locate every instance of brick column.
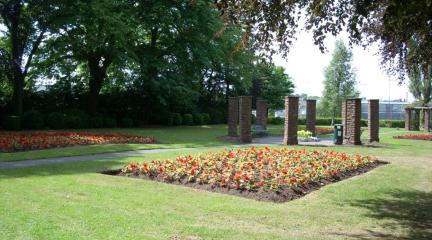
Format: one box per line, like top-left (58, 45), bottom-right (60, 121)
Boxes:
top-left (344, 98), bottom-right (362, 145)
top-left (306, 99), bottom-right (317, 136)
top-left (239, 96), bottom-right (252, 143)
top-left (228, 97), bottom-right (239, 137)
top-left (256, 99), bottom-right (268, 130)
top-left (368, 99), bottom-right (379, 143)
top-left (425, 109), bottom-right (431, 132)
top-left (283, 96), bottom-right (299, 145)
top-left (405, 108), bottom-right (412, 131)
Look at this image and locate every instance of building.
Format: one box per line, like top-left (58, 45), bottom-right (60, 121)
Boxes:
top-left (361, 100), bottom-right (408, 120)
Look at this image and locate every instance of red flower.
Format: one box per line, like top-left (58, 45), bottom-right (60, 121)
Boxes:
top-left (282, 169), bottom-right (288, 175)
top-left (290, 177), bottom-right (297, 183)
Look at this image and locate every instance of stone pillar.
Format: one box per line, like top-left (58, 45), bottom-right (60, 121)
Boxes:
top-left (283, 96), bottom-right (299, 145)
top-left (228, 97), bottom-right (239, 137)
top-left (405, 108), bottom-right (412, 131)
top-left (368, 99), bottom-right (379, 143)
top-left (306, 99), bottom-right (317, 136)
top-left (424, 109), bottom-right (431, 132)
top-left (239, 96), bottom-right (252, 143)
top-left (256, 99), bottom-right (268, 130)
top-left (344, 98), bottom-right (362, 145)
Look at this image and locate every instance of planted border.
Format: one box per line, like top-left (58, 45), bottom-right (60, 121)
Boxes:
top-left (394, 133), bottom-right (432, 141)
top-left (113, 147), bottom-right (384, 202)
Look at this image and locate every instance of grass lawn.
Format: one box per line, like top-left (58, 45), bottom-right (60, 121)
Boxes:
top-left (0, 127), bottom-right (431, 239)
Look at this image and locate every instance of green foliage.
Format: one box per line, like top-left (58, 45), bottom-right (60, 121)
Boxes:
top-left (120, 117), bottom-right (134, 128)
top-left (172, 113), bottom-right (183, 126)
top-left (22, 110), bottom-right (44, 130)
top-left (90, 117), bottom-right (104, 129)
top-left (64, 109), bottom-right (89, 129)
top-left (318, 40), bottom-right (359, 118)
top-left (193, 113), bottom-right (204, 126)
top-left (47, 112), bottom-right (67, 130)
top-left (2, 116), bottom-right (21, 131)
top-left (183, 114), bottom-right (194, 126)
top-left (268, 116), bottom-right (284, 125)
top-left (201, 113), bottom-right (211, 125)
top-left (103, 118), bottom-right (117, 128)
top-left (380, 120), bottom-right (405, 129)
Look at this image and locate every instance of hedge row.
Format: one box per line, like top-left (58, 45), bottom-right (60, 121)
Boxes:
top-left (1, 110), bottom-right (216, 131)
top-left (268, 116), bottom-right (404, 128)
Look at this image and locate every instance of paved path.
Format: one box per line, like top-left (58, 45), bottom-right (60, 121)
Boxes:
top-left (0, 137), bottom-right (334, 170)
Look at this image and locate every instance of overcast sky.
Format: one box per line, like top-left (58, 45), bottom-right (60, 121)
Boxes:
top-left (272, 30), bottom-right (413, 102)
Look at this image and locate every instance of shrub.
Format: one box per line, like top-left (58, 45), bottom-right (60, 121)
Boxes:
top-left (120, 117), bottom-right (134, 128)
top-left (208, 109), bottom-right (224, 124)
top-left (251, 114), bottom-right (256, 124)
top-left (201, 113), bottom-right (210, 124)
top-left (65, 109), bottom-right (89, 129)
top-left (193, 113), bottom-right (204, 125)
top-left (90, 116), bottom-right (104, 128)
top-left (183, 113), bottom-right (193, 125)
top-left (172, 113), bottom-right (182, 125)
top-left (166, 114), bottom-right (174, 126)
top-left (22, 110), bottom-right (44, 130)
top-left (3, 116), bottom-right (21, 131)
top-left (47, 112), bottom-right (67, 129)
top-left (103, 117), bottom-right (117, 128)
top-left (380, 120), bottom-right (404, 128)
top-left (268, 116), bottom-right (284, 125)
top-left (298, 118), bottom-right (306, 125)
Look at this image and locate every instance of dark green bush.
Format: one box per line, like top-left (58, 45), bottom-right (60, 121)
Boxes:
top-left (3, 116), bottom-right (21, 131)
top-left (47, 112), bottom-right (67, 129)
top-left (380, 120), bottom-right (405, 128)
top-left (22, 110), bottom-right (44, 130)
top-left (90, 116), bottom-right (104, 128)
top-left (201, 113), bottom-right (210, 124)
top-left (172, 113), bottom-right (182, 125)
top-left (183, 114), bottom-right (193, 125)
top-left (120, 117), bottom-right (134, 128)
top-left (166, 114), bottom-right (174, 126)
top-left (65, 109), bottom-right (89, 129)
top-left (193, 113), bottom-right (204, 125)
top-left (298, 118), bottom-right (306, 125)
top-left (103, 117), bottom-right (117, 128)
top-left (268, 116), bottom-right (284, 125)
top-left (251, 114), bottom-right (256, 124)
top-left (208, 109), bottom-right (224, 124)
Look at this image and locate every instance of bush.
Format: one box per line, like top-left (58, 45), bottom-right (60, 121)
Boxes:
top-left (47, 112), bottom-right (67, 129)
top-left (172, 113), bottom-right (182, 125)
top-left (201, 113), bottom-right (210, 124)
top-left (298, 118), bottom-right (306, 125)
top-left (3, 116), bottom-right (21, 131)
top-left (22, 110), bottom-right (44, 130)
top-left (268, 116), bottom-right (284, 125)
top-left (193, 113), bottom-right (204, 125)
top-left (251, 114), bottom-right (256, 124)
top-left (104, 117), bottom-right (117, 128)
top-left (183, 114), bottom-right (193, 125)
top-left (120, 117), bottom-right (134, 128)
top-left (90, 116), bottom-right (104, 128)
top-left (166, 114), bottom-right (174, 126)
top-left (380, 120), bottom-right (405, 128)
top-left (208, 109), bottom-right (224, 124)
top-left (65, 109), bottom-right (89, 129)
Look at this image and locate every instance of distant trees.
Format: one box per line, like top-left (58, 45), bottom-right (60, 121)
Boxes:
top-left (318, 40), bottom-right (359, 118)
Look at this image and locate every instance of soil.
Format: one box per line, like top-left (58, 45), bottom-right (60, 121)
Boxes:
top-left (102, 161), bottom-right (388, 203)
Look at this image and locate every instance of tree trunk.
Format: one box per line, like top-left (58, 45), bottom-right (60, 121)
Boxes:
top-left (87, 56), bottom-right (111, 115)
top-left (11, 70), bottom-right (24, 115)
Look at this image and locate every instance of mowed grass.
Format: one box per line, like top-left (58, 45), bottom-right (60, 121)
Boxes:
top-left (0, 125), bottom-right (230, 162)
top-left (0, 127), bottom-right (431, 239)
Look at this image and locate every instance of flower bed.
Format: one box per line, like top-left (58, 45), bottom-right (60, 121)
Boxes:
top-left (0, 131), bottom-right (156, 152)
top-left (117, 147), bottom-right (381, 202)
top-left (394, 133), bottom-right (432, 141)
top-left (316, 127), bottom-right (334, 135)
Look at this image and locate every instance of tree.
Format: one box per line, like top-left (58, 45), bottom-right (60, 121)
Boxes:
top-left (408, 63), bottom-right (432, 106)
top-left (318, 40), bottom-right (359, 118)
top-left (0, 0), bottom-right (65, 115)
top-left (252, 62), bottom-right (295, 110)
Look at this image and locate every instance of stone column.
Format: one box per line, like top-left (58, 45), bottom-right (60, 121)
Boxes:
top-left (283, 96), bottom-right (299, 145)
top-left (239, 96), bottom-right (252, 143)
top-left (424, 109), bottom-right (431, 132)
top-left (344, 98), bottom-right (362, 145)
top-left (306, 99), bottom-right (317, 136)
top-left (256, 99), bottom-right (268, 130)
top-left (368, 99), bottom-right (380, 143)
top-left (228, 97), bottom-right (239, 137)
top-left (405, 108), bottom-right (412, 131)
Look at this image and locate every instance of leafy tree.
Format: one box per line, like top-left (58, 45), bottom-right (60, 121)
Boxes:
top-left (318, 40), bottom-right (359, 118)
top-left (0, 0), bottom-right (65, 114)
top-left (408, 63), bottom-right (431, 106)
top-left (252, 62), bottom-right (294, 109)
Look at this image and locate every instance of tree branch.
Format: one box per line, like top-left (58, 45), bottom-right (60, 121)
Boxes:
top-left (23, 26), bottom-right (47, 76)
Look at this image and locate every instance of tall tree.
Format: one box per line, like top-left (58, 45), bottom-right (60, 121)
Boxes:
top-left (0, 0), bottom-right (63, 114)
top-left (318, 40), bottom-right (359, 118)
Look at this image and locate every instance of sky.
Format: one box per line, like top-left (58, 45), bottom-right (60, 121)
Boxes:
top-left (272, 30), bottom-right (414, 102)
